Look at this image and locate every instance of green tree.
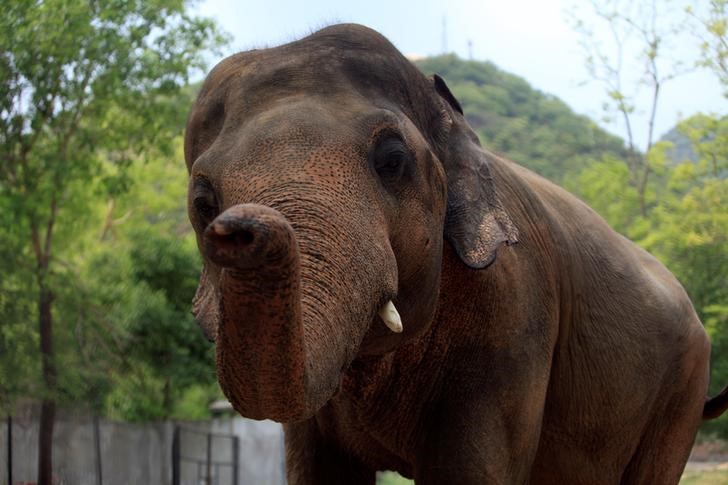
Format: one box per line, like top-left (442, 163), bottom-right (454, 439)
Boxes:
top-left (73, 132), bottom-right (219, 422)
top-left (0, 2), bottom-right (225, 481)
top-left (568, 0), bottom-right (691, 216)
top-left (689, 0), bottom-right (728, 93)
top-left (86, 227), bottom-right (216, 421)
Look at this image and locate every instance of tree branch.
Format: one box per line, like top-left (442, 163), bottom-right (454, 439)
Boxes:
top-left (30, 218), bottom-right (44, 269)
top-left (58, 61), bottom-right (94, 161)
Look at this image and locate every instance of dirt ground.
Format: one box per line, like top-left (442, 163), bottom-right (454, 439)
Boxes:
top-left (686, 440), bottom-right (728, 472)
top-left (690, 440), bottom-right (728, 461)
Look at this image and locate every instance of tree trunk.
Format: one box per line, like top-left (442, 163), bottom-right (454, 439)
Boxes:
top-left (163, 379), bottom-right (173, 416)
top-left (38, 283), bottom-right (56, 485)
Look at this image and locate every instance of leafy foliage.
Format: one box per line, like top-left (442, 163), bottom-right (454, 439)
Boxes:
top-left (75, 138), bottom-right (220, 421)
top-left (112, 229), bottom-right (215, 419)
top-left (689, 0), bottom-right (728, 94)
top-left (0, 0), bottom-right (226, 459)
top-left (0, 2), bottom-right (226, 478)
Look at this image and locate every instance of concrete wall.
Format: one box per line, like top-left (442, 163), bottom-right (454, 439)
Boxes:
top-left (0, 412), bottom-right (285, 485)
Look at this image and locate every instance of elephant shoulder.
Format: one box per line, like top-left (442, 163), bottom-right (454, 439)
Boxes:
top-left (486, 156), bottom-right (620, 259)
top-left (488, 157), bottom-right (702, 334)
top-left (628, 239), bottom-right (702, 327)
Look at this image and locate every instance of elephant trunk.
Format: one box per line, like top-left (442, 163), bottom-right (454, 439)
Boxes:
top-left (202, 203), bottom-right (339, 422)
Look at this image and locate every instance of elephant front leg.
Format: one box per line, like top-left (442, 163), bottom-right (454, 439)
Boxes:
top-left (414, 399), bottom-right (545, 484)
top-left (284, 418), bottom-right (376, 485)
top-left (413, 353), bottom-right (551, 484)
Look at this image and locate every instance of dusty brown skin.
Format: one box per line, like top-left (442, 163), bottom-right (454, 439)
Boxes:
top-left (185, 24), bottom-right (728, 484)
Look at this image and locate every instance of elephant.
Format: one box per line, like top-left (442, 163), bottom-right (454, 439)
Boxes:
top-left (184, 23), bottom-right (728, 484)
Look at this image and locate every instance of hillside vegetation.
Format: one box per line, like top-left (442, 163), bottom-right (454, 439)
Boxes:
top-left (416, 55), bottom-right (627, 182)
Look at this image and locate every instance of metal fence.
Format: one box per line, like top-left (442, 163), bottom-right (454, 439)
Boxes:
top-left (172, 426), bottom-right (239, 485)
top-left (1, 410), bottom-right (285, 485)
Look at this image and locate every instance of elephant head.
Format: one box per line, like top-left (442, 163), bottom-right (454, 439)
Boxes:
top-left (184, 24), bottom-right (517, 423)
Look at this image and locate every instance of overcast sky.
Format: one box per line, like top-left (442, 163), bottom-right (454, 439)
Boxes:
top-left (193, 0), bottom-right (726, 151)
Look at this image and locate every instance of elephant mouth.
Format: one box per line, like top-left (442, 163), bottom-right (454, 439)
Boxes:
top-left (191, 265), bottom-right (220, 342)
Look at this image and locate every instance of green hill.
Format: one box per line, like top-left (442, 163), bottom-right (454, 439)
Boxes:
top-left (416, 55), bottom-right (627, 183)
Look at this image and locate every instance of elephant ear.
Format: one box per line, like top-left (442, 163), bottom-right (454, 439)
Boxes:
top-left (432, 74), bottom-right (518, 269)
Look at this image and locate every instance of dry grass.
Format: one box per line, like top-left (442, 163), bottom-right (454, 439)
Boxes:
top-left (680, 469), bottom-right (728, 484)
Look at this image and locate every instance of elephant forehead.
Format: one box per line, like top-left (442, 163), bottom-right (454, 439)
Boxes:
top-left (222, 102), bottom-right (361, 159)
top-left (214, 119), bottom-right (378, 210)
top-left (189, 97), bottom-right (413, 193)
top-left (222, 134), bottom-right (365, 182)
top-left (215, 99), bottom-right (412, 169)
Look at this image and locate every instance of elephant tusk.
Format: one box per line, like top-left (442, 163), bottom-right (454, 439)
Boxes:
top-left (378, 300), bottom-right (403, 333)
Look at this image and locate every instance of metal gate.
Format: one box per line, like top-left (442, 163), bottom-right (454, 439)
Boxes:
top-left (172, 426), bottom-right (239, 485)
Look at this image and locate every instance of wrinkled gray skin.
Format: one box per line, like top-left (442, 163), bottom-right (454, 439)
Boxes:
top-left (185, 24), bottom-right (728, 485)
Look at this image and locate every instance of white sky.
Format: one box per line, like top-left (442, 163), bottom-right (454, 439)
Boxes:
top-left (193, 0), bottom-right (727, 151)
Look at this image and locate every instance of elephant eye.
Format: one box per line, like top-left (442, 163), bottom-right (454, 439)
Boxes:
top-left (194, 196), bottom-right (219, 225)
top-left (371, 136), bottom-right (411, 181)
top-left (192, 178), bottom-right (220, 226)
